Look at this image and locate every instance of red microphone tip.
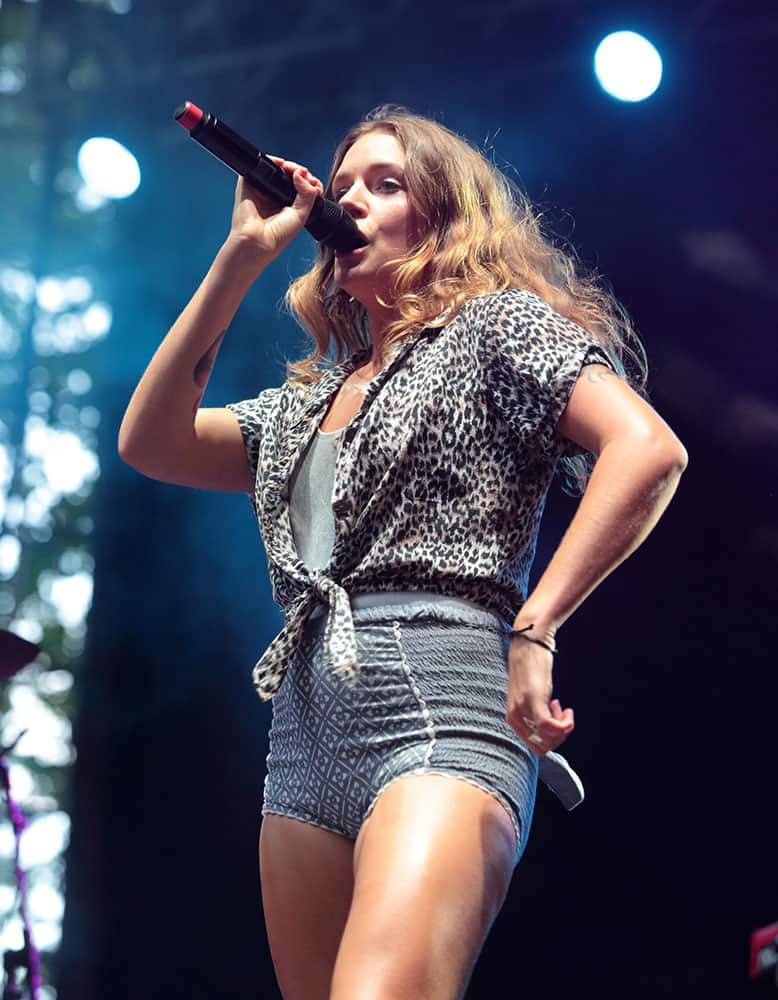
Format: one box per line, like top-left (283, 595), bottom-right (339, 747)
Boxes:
top-left (174, 101), bottom-right (204, 131)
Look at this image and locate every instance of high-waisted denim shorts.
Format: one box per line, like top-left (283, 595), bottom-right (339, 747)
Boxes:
top-left (262, 597), bottom-right (540, 867)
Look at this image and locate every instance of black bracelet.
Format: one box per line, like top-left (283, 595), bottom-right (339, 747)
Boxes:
top-left (509, 624), bottom-right (558, 655)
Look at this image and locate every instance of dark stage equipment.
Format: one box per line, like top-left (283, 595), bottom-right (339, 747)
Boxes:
top-left (750, 921), bottom-right (778, 990)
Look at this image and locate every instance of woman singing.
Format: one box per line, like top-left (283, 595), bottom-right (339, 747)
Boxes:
top-left (119, 105), bottom-right (687, 999)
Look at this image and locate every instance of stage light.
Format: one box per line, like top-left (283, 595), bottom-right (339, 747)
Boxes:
top-left (76, 137), bottom-right (140, 199)
top-left (594, 31), bottom-right (663, 102)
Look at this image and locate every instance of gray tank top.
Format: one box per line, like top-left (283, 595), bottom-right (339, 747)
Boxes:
top-left (288, 425), bottom-right (345, 570)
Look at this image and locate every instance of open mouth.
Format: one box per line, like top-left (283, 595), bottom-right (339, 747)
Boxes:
top-left (334, 245), bottom-right (367, 259)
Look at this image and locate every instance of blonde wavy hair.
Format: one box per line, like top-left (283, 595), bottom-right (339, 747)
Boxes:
top-left (284, 104), bottom-right (648, 494)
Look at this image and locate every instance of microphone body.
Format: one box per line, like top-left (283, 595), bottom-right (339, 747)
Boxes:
top-left (174, 101), bottom-right (367, 253)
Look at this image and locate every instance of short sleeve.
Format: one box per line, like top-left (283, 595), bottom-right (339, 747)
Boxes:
top-left (479, 289), bottom-right (617, 461)
top-left (224, 386), bottom-right (281, 485)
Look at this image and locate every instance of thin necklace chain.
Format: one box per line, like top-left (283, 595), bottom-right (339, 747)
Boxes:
top-left (343, 381), bottom-right (371, 396)
top-left (343, 368), bottom-right (379, 395)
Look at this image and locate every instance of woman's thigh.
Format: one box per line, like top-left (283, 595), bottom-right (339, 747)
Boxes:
top-left (259, 813), bottom-right (355, 1000)
top-left (260, 599), bottom-right (539, 997)
top-left (331, 772), bottom-right (517, 1000)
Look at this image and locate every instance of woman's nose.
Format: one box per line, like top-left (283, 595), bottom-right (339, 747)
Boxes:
top-left (337, 185), bottom-right (367, 216)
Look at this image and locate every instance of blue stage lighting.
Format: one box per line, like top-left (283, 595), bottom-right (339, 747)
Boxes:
top-left (76, 137), bottom-right (140, 198)
top-left (594, 31), bottom-right (663, 102)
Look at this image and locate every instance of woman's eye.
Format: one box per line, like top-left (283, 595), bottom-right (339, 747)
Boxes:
top-left (332, 178), bottom-right (402, 200)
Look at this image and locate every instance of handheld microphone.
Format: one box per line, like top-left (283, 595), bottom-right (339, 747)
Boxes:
top-left (174, 101), bottom-right (367, 253)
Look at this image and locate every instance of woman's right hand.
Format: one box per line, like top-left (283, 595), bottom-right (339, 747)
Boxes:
top-left (226, 157), bottom-right (324, 261)
top-left (506, 636), bottom-right (573, 756)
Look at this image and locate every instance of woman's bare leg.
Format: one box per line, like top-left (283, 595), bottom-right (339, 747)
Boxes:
top-left (330, 773), bottom-right (518, 1000)
top-left (259, 814), bottom-right (355, 999)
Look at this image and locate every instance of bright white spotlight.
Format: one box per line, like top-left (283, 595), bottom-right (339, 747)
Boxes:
top-left (594, 31), bottom-right (663, 103)
top-left (76, 137), bottom-right (140, 199)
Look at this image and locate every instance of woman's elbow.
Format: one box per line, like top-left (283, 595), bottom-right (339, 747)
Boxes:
top-left (640, 433), bottom-right (689, 485)
top-left (657, 434), bottom-right (689, 475)
top-left (601, 430), bottom-right (689, 477)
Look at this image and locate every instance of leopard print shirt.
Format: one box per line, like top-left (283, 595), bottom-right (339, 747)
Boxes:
top-left (226, 288), bottom-right (616, 702)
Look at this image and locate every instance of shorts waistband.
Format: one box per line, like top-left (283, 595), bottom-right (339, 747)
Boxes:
top-left (308, 590), bottom-right (491, 621)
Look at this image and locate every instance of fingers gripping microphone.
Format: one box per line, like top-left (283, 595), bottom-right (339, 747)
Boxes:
top-left (174, 101), bottom-right (367, 253)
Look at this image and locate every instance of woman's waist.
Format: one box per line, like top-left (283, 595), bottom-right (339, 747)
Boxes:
top-left (309, 589), bottom-right (508, 625)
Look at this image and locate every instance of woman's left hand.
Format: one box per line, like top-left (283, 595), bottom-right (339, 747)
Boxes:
top-left (506, 638), bottom-right (574, 755)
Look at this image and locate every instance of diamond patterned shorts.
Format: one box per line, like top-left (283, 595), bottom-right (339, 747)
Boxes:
top-left (262, 600), bottom-right (539, 867)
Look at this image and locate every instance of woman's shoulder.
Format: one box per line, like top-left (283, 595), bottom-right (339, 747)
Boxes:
top-left (449, 288), bottom-right (561, 345)
top-left (431, 289), bottom-right (546, 357)
top-left (461, 287), bottom-right (613, 382)
top-left (458, 287), bottom-right (549, 326)
top-left (476, 287), bottom-right (596, 344)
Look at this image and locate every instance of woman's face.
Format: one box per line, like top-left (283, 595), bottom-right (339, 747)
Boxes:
top-left (330, 130), bottom-right (417, 308)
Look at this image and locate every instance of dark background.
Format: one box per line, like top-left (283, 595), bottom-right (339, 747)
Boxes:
top-left (3, 0), bottom-right (776, 996)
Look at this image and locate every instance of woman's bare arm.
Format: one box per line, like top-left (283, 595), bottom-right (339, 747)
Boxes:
top-left (117, 240), bottom-right (271, 491)
top-left (505, 364), bottom-right (688, 751)
top-left (519, 363), bottom-right (688, 634)
top-left (118, 162), bottom-right (323, 491)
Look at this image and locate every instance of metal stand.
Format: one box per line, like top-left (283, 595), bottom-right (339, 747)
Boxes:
top-left (0, 738), bottom-right (41, 1000)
